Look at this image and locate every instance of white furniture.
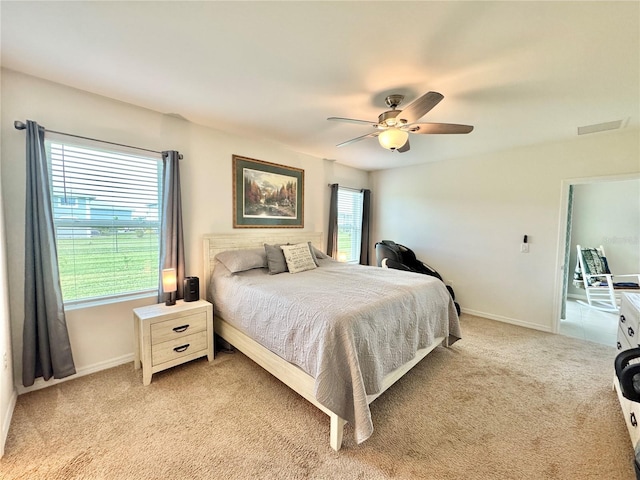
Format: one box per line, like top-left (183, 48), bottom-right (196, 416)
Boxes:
top-left (614, 292), bottom-right (640, 448)
top-left (203, 232), bottom-right (448, 451)
top-left (133, 299), bottom-right (213, 385)
top-left (575, 245), bottom-right (640, 313)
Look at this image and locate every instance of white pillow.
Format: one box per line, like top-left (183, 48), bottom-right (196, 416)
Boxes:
top-left (281, 243), bottom-right (318, 274)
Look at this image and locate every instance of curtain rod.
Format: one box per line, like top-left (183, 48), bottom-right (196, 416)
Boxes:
top-left (13, 120), bottom-right (183, 159)
top-left (327, 183), bottom-right (364, 192)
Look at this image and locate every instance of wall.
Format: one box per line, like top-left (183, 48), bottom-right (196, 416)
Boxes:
top-left (0, 68), bottom-right (369, 393)
top-left (0, 67), bottom-right (17, 458)
top-left (371, 128), bottom-right (640, 332)
top-left (568, 179), bottom-right (640, 297)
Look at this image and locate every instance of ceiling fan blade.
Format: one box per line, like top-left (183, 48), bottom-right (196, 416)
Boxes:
top-left (407, 123), bottom-right (474, 134)
top-left (336, 131), bottom-right (379, 148)
top-left (327, 116), bottom-right (377, 127)
top-left (397, 91), bottom-right (444, 124)
top-left (397, 139), bottom-right (410, 153)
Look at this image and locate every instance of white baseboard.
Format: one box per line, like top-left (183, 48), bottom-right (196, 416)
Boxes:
top-left (1, 388), bottom-right (17, 458)
top-left (460, 307), bottom-right (553, 333)
top-left (16, 353), bottom-right (134, 395)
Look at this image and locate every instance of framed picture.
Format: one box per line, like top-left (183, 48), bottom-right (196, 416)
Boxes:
top-left (233, 155), bottom-right (304, 228)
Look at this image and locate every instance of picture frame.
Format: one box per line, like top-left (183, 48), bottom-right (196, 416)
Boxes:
top-left (233, 155), bottom-right (304, 228)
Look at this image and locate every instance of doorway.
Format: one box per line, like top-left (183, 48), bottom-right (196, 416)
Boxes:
top-left (553, 173), bottom-right (640, 345)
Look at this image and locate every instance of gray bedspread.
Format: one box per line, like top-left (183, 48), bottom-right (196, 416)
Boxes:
top-left (211, 258), bottom-right (461, 444)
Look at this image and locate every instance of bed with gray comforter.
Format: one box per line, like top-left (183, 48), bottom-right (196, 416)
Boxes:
top-left (211, 254), bottom-right (461, 444)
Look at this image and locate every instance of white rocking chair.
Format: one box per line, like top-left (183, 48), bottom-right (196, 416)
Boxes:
top-left (574, 245), bottom-right (640, 313)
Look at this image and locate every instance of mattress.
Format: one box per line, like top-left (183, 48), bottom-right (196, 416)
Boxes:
top-left (211, 257), bottom-right (461, 443)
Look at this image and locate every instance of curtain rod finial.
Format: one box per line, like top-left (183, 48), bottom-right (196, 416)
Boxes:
top-left (14, 120), bottom-right (27, 130)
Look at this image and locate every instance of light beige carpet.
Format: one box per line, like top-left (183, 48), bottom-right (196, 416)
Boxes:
top-left (0, 314), bottom-right (635, 479)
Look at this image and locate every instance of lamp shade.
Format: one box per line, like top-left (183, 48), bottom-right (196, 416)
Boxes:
top-left (378, 128), bottom-right (409, 150)
top-left (162, 268), bottom-right (177, 293)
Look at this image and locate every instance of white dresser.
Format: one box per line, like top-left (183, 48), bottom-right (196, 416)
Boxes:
top-left (133, 299), bottom-right (214, 385)
top-left (614, 292), bottom-right (640, 449)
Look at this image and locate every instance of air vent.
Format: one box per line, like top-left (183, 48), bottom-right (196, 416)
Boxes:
top-left (577, 120), bottom-right (623, 135)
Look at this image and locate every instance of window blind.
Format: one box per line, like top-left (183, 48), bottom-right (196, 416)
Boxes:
top-left (337, 188), bottom-right (364, 263)
top-left (46, 140), bottom-right (163, 303)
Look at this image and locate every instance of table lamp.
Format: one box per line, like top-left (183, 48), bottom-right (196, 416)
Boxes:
top-left (162, 268), bottom-right (177, 306)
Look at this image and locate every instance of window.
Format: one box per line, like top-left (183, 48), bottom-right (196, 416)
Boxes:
top-left (46, 139), bottom-right (163, 304)
top-left (337, 187), bottom-right (364, 263)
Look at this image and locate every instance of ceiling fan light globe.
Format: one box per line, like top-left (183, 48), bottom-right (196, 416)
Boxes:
top-left (378, 128), bottom-right (409, 150)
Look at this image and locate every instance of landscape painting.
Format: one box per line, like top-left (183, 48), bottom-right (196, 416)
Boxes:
top-left (233, 155), bottom-right (304, 228)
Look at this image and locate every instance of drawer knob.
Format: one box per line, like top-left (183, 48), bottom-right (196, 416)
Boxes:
top-left (173, 324), bottom-right (190, 333)
top-left (621, 315), bottom-right (626, 323)
top-left (173, 344), bottom-right (190, 353)
top-left (629, 327), bottom-right (635, 337)
top-left (631, 412), bottom-right (638, 428)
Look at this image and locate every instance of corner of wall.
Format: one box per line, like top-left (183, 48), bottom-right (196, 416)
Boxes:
top-left (0, 389), bottom-right (17, 457)
top-left (0, 79), bottom-right (19, 456)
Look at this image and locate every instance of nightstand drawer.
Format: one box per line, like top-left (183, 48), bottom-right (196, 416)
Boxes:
top-left (151, 311), bottom-right (207, 345)
top-left (618, 325), bottom-right (634, 352)
top-left (619, 295), bottom-right (640, 351)
top-left (621, 294), bottom-right (640, 332)
top-left (619, 321), bottom-right (640, 350)
top-left (615, 377), bottom-right (640, 449)
top-left (152, 331), bottom-right (208, 366)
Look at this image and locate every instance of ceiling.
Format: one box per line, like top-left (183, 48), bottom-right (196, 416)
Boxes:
top-left (1, 1), bottom-right (638, 171)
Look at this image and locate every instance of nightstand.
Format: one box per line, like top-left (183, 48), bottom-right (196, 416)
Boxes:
top-left (614, 293), bottom-right (640, 447)
top-left (133, 299), bottom-right (213, 385)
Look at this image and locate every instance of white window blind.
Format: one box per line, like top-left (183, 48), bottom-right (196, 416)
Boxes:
top-left (337, 188), bottom-right (364, 263)
top-left (46, 139), bottom-right (163, 304)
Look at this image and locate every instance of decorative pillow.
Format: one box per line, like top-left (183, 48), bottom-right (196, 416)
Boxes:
top-left (310, 244), bottom-right (329, 261)
top-left (575, 248), bottom-right (611, 285)
top-left (305, 241), bottom-right (320, 266)
top-left (264, 243), bottom-right (288, 274)
top-left (215, 248), bottom-right (266, 273)
top-left (281, 243), bottom-right (318, 274)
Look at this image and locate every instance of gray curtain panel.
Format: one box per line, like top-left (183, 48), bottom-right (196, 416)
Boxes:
top-left (158, 151), bottom-right (185, 302)
top-left (23, 120), bottom-right (76, 387)
top-left (359, 189), bottom-right (371, 265)
top-left (327, 183), bottom-right (339, 258)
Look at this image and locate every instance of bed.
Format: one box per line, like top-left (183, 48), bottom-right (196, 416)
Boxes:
top-left (203, 232), bottom-right (461, 450)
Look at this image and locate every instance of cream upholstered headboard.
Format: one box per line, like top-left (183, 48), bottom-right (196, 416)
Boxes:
top-left (202, 232), bottom-right (324, 302)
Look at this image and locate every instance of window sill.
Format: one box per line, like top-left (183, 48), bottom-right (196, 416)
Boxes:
top-left (64, 291), bottom-right (158, 311)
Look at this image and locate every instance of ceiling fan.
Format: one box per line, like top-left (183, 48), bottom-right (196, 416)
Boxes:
top-left (327, 91), bottom-right (473, 153)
